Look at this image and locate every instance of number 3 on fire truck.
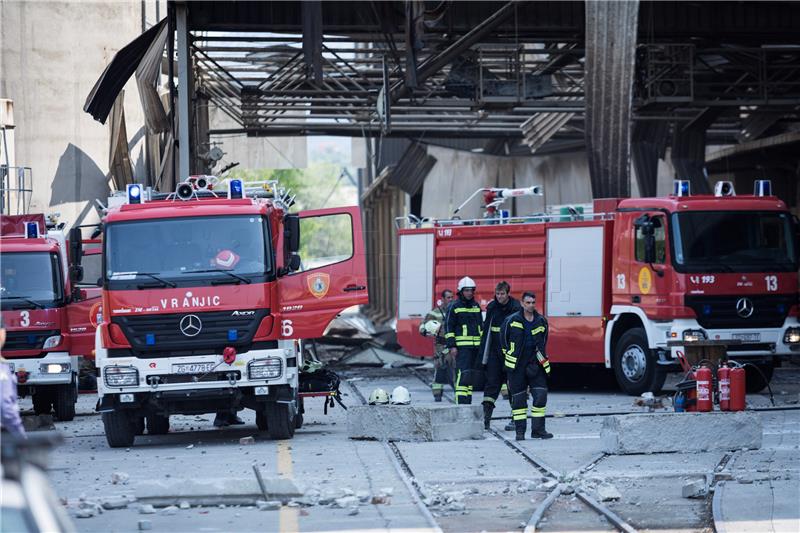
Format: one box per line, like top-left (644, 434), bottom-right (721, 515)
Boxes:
top-left (765, 275), bottom-right (778, 291)
top-left (281, 319), bottom-right (294, 337)
top-left (20, 310), bottom-right (30, 327)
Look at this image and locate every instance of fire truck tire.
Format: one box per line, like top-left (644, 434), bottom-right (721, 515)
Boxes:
top-left (102, 411), bottom-right (136, 448)
top-left (132, 416), bottom-right (146, 435)
top-left (32, 391), bottom-right (53, 415)
top-left (745, 362), bottom-right (774, 393)
top-left (265, 403), bottom-right (295, 440)
top-left (146, 414), bottom-right (170, 435)
top-left (53, 384), bottom-right (76, 421)
top-left (295, 397), bottom-right (304, 429)
top-left (613, 328), bottom-right (665, 395)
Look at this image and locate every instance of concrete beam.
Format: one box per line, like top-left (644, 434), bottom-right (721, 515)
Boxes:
top-left (601, 412), bottom-right (762, 455)
top-left (348, 405), bottom-right (483, 442)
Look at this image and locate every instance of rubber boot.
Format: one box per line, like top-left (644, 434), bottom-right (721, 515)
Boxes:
top-left (482, 402), bottom-right (494, 430)
top-left (515, 420), bottom-right (526, 441)
top-left (530, 416), bottom-right (553, 439)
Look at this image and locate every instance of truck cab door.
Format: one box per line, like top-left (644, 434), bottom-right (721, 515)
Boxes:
top-left (276, 206), bottom-right (368, 339)
top-left (632, 213), bottom-right (670, 312)
top-left (66, 246), bottom-right (103, 359)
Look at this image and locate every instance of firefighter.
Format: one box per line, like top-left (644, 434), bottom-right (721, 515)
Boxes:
top-left (479, 281), bottom-right (521, 430)
top-left (501, 291), bottom-right (553, 441)
top-left (445, 277), bottom-right (482, 405)
top-left (419, 289), bottom-right (455, 401)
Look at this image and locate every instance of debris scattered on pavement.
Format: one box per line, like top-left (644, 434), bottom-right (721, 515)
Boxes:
top-left (239, 436), bottom-right (255, 445)
top-left (138, 504), bottom-right (156, 515)
top-left (682, 478), bottom-right (708, 499)
top-left (111, 471), bottom-right (130, 485)
top-left (596, 483), bottom-right (622, 501)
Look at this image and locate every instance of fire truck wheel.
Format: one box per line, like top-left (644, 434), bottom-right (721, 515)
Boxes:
top-left (102, 411), bottom-right (136, 448)
top-left (613, 327), bottom-right (665, 395)
top-left (295, 397), bottom-right (304, 429)
top-left (32, 391), bottom-right (53, 415)
top-left (146, 414), bottom-right (170, 435)
top-left (265, 403), bottom-right (295, 440)
top-left (132, 416), bottom-right (146, 436)
top-left (745, 361), bottom-right (774, 393)
top-left (53, 384), bottom-right (76, 421)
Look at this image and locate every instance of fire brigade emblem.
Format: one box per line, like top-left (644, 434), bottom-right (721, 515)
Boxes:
top-left (638, 266), bottom-right (652, 295)
top-left (307, 273), bottom-right (330, 299)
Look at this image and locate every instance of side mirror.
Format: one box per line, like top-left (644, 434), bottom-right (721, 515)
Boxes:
top-left (96, 277), bottom-right (103, 288)
top-left (634, 215), bottom-right (657, 264)
top-left (70, 265), bottom-right (84, 284)
top-left (68, 227), bottom-right (83, 266)
top-left (284, 215), bottom-right (300, 254)
top-left (288, 253), bottom-right (302, 272)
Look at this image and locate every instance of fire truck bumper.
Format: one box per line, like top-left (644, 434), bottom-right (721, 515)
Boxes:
top-left (666, 317), bottom-right (800, 358)
top-left (7, 352), bottom-right (77, 386)
top-left (96, 346), bottom-right (298, 412)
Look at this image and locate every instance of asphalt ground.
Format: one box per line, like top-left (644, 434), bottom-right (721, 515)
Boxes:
top-left (17, 362), bottom-right (800, 532)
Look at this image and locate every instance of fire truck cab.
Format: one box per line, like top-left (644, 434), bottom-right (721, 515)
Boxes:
top-left (92, 180), bottom-right (367, 447)
top-left (397, 180), bottom-right (799, 395)
top-left (0, 214), bottom-right (95, 421)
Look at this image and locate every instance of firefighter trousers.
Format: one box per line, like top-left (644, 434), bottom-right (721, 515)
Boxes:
top-left (483, 348), bottom-right (511, 407)
top-left (432, 355), bottom-right (454, 395)
top-left (508, 363), bottom-right (548, 432)
top-left (454, 347), bottom-right (478, 404)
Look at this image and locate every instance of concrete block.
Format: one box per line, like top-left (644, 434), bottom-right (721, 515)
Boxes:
top-left (596, 484), bottom-right (622, 501)
top-left (22, 415), bottom-right (55, 432)
top-left (347, 405), bottom-right (483, 442)
top-left (682, 478), bottom-right (707, 499)
top-left (136, 477), bottom-right (302, 506)
top-left (600, 412), bottom-right (762, 455)
top-left (138, 520), bottom-right (152, 531)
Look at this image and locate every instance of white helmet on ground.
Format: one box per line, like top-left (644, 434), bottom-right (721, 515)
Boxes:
top-left (390, 386), bottom-right (411, 405)
top-left (369, 388), bottom-right (390, 405)
top-left (457, 276), bottom-right (476, 292)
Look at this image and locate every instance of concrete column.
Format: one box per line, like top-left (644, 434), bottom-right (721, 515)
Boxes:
top-left (175, 2), bottom-right (190, 183)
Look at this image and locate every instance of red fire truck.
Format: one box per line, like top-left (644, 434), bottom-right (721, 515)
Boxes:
top-left (91, 180), bottom-right (367, 447)
top-left (397, 180), bottom-right (799, 395)
top-left (0, 214), bottom-right (99, 420)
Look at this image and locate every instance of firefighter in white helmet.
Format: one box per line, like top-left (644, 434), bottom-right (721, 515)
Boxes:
top-left (445, 276), bottom-right (482, 405)
top-left (419, 289), bottom-right (455, 401)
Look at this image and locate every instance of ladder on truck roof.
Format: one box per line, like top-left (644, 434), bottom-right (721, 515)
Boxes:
top-left (395, 203), bottom-right (613, 230)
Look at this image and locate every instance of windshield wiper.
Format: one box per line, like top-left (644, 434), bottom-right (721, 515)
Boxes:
top-left (134, 272), bottom-right (176, 288)
top-left (181, 268), bottom-right (251, 285)
top-left (2, 296), bottom-right (45, 309)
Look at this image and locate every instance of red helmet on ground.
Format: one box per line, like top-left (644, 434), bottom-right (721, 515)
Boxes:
top-left (214, 250), bottom-right (240, 269)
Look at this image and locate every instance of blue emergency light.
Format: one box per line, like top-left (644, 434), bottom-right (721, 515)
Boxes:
top-left (228, 329), bottom-right (238, 341)
top-left (25, 222), bottom-right (40, 239)
top-left (673, 180), bottom-right (691, 197)
top-left (127, 183), bottom-right (143, 204)
top-left (228, 179), bottom-right (244, 199)
top-left (754, 179), bottom-right (772, 197)
top-left (145, 333), bottom-right (156, 346)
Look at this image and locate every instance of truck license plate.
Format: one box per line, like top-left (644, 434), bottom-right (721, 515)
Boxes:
top-left (732, 333), bottom-right (760, 343)
top-left (172, 362), bottom-right (215, 374)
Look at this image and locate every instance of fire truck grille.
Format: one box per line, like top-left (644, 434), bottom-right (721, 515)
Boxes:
top-left (112, 310), bottom-right (268, 357)
top-left (4, 330), bottom-right (59, 352)
top-left (149, 371), bottom-right (242, 385)
top-left (685, 294), bottom-right (795, 329)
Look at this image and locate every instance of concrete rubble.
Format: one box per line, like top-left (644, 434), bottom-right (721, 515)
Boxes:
top-left (135, 477), bottom-right (302, 506)
top-left (596, 483), bottom-right (622, 501)
top-left (347, 404), bottom-right (483, 441)
top-left (682, 478), bottom-right (707, 499)
top-left (601, 411), bottom-right (762, 454)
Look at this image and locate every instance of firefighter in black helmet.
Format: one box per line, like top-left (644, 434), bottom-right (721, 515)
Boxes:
top-left (479, 281), bottom-right (521, 430)
top-left (501, 291), bottom-right (553, 441)
top-left (445, 276), bottom-right (482, 405)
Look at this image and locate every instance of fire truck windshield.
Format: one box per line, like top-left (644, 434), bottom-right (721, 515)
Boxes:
top-left (0, 253), bottom-right (64, 309)
top-left (104, 215), bottom-right (272, 289)
top-left (671, 211), bottom-right (798, 273)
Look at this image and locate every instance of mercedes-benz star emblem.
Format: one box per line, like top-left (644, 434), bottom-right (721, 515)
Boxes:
top-left (179, 314), bottom-right (202, 337)
top-left (736, 297), bottom-right (754, 319)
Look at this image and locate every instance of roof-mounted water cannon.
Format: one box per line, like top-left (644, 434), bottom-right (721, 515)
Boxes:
top-left (714, 181), bottom-right (736, 197)
top-left (188, 175), bottom-right (219, 191)
top-left (672, 180), bottom-right (691, 197)
top-left (754, 179), bottom-right (773, 197)
top-left (453, 185), bottom-right (544, 218)
top-left (175, 181), bottom-right (195, 201)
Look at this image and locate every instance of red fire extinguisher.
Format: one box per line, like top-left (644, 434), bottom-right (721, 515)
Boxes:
top-left (718, 364), bottom-right (731, 411)
top-left (729, 364), bottom-right (746, 412)
top-left (695, 365), bottom-right (713, 412)
top-left (685, 369), bottom-right (698, 412)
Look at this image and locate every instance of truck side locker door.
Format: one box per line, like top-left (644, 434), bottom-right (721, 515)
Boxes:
top-left (277, 206), bottom-right (368, 339)
top-left (66, 247), bottom-right (103, 360)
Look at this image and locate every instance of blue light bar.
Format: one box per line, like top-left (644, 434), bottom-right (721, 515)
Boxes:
top-left (127, 183), bottom-right (143, 204)
top-left (25, 221), bottom-right (40, 239)
top-left (673, 180), bottom-right (691, 197)
top-left (145, 333), bottom-right (156, 346)
top-left (754, 179), bottom-right (772, 197)
top-left (228, 329), bottom-right (238, 341)
top-left (228, 179), bottom-right (244, 199)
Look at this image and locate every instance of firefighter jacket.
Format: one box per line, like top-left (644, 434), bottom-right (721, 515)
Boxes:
top-left (419, 304), bottom-right (449, 354)
top-left (444, 295), bottom-right (483, 349)
top-left (478, 296), bottom-right (522, 357)
top-left (501, 310), bottom-right (551, 374)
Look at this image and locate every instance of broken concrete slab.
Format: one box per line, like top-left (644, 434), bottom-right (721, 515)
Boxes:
top-left (135, 477), bottom-right (302, 506)
top-left (347, 405), bottom-right (483, 441)
top-left (596, 484), bottom-right (622, 501)
top-left (682, 478), bottom-right (707, 499)
top-left (339, 345), bottom-right (426, 368)
top-left (601, 412), bottom-right (762, 455)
